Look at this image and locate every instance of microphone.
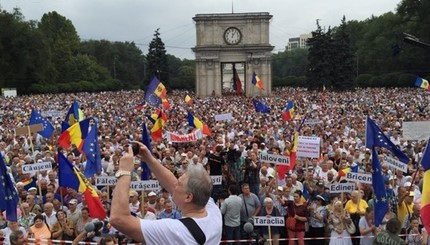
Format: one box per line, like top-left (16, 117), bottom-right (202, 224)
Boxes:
top-left (243, 222), bottom-right (254, 233)
top-left (84, 221), bottom-right (104, 232)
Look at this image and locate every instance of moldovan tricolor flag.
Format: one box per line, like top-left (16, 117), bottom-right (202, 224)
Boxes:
top-left (58, 152), bottom-right (106, 219)
top-left (185, 95), bottom-right (193, 105)
top-left (420, 137), bottom-right (430, 233)
top-left (415, 77), bottom-right (430, 92)
top-left (251, 72), bottom-right (264, 90)
top-left (58, 118), bottom-right (90, 152)
top-left (187, 111), bottom-right (211, 136)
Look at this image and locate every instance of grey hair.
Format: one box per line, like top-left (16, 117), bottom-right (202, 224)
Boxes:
top-left (185, 164), bottom-right (212, 208)
top-left (10, 230), bottom-right (24, 244)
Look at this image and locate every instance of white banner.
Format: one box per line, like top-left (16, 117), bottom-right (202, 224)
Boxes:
top-left (297, 136), bottom-right (321, 158)
top-left (259, 153), bottom-right (290, 166)
top-left (22, 162), bottom-right (52, 174)
top-left (253, 216), bottom-right (285, 227)
top-left (214, 113), bottom-right (233, 121)
top-left (329, 183), bottom-right (356, 193)
top-left (402, 121), bottom-right (430, 140)
top-left (211, 175), bottom-right (222, 185)
top-left (130, 180), bottom-right (160, 191)
top-left (165, 130), bottom-right (203, 143)
top-left (41, 110), bottom-right (63, 119)
top-left (383, 156), bottom-right (407, 173)
top-left (304, 119), bottom-right (322, 125)
top-left (345, 172), bottom-right (372, 184)
top-left (95, 177), bottom-right (117, 186)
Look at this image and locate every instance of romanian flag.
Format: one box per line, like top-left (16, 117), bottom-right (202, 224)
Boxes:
top-left (62, 101), bottom-right (85, 132)
top-left (187, 111), bottom-right (211, 136)
top-left (150, 110), bottom-right (166, 141)
top-left (415, 77), bottom-right (430, 91)
top-left (251, 72), bottom-right (264, 90)
top-left (282, 101), bottom-right (294, 121)
top-left (58, 152), bottom-right (106, 219)
top-left (162, 98), bottom-right (172, 110)
top-left (185, 95), bottom-right (193, 105)
top-left (420, 137), bottom-right (430, 232)
top-left (58, 118), bottom-right (90, 152)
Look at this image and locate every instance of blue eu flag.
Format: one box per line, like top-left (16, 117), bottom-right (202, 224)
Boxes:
top-left (252, 99), bottom-right (271, 114)
top-left (0, 156), bottom-right (19, 221)
top-left (366, 117), bottom-right (409, 163)
top-left (140, 122), bottom-right (152, 180)
top-left (29, 110), bottom-right (55, 138)
top-left (83, 121), bottom-right (102, 178)
top-left (371, 148), bottom-right (389, 227)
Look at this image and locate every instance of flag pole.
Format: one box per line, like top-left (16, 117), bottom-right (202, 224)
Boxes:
top-left (27, 125), bottom-right (44, 208)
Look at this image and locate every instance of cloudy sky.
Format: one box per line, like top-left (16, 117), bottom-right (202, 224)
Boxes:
top-left (2, 0), bottom-right (401, 59)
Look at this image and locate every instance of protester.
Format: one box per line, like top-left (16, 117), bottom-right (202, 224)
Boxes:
top-left (110, 144), bottom-right (222, 244)
top-left (29, 214), bottom-right (51, 240)
top-left (0, 87), bottom-right (429, 244)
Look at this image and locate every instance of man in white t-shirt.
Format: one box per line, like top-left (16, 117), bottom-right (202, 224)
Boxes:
top-left (111, 144), bottom-right (222, 245)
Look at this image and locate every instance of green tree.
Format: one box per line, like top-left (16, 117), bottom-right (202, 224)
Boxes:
top-left (331, 16), bottom-right (356, 90)
top-left (0, 8), bottom-right (51, 94)
top-left (146, 28), bottom-right (169, 87)
top-left (306, 21), bottom-right (332, 90)
top-left (38, 11), bottom-right (80, 83)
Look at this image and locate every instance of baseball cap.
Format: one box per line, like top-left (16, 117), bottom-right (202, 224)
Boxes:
top-left (69, 199), bottom-right (78, 205)
top-left (28, 187), bottom-right (37, 191)
top-left (148, 191), bottom-right (157, 197)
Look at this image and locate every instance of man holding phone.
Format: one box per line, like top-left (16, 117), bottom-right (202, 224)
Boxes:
top-left (110, 143), bottom-right (222, 244)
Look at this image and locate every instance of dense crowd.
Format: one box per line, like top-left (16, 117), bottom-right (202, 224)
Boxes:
top-left (0, 87), bottom-right (429, 244)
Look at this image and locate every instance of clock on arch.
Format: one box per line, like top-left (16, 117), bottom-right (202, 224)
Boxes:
top-left (224, 27), bottom-right (242, 45)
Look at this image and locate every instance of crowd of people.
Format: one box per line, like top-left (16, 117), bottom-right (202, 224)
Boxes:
top-left (0, 86), bottom-right (429, 244)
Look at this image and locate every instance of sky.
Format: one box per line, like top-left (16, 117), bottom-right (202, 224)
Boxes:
top-left (2, 0), bottom-right (402, 59)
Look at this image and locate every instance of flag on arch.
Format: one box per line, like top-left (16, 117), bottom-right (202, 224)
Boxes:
top-left (251, 72), bottom-right (264, 90)
top-left (29, 109), bottom-right (55, 138)
top-left (415, 77), bottom-right (430, 92)
top-left (232, 64), bottom-right (242, 94)
top-left (282, 101), bottom-right (294, 121)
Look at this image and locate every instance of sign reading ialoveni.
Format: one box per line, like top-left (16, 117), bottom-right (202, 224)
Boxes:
top-left (259, 153), bottom-right (290, 166)
top-left (253, 216), bottom-right (285, 226)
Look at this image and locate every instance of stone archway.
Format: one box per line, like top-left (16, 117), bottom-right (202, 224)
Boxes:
top-left (192, 12), bottom-right (274, 97)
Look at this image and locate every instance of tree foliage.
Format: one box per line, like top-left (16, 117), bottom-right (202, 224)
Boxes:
top-left (146, 28), bottom-right (169, 88)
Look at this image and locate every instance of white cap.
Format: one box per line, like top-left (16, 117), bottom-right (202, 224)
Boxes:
top-left (148, 191), bottom-right (157, 197)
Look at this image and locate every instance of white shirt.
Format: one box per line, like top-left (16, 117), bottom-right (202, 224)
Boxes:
top-left (140, 198), bottom-right (222, 245)
top-left (43, 211), bottom-right (57, 229)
